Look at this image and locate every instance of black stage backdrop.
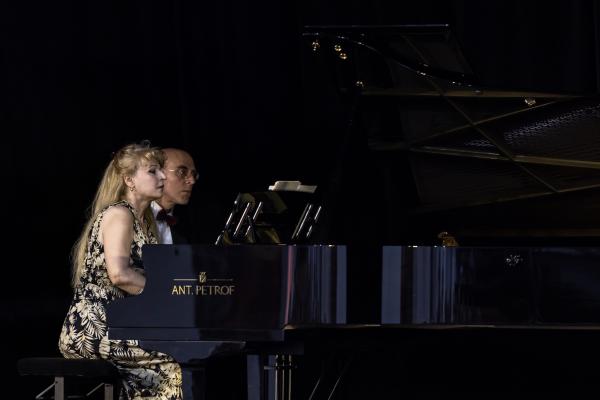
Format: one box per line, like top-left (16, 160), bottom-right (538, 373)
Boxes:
top-left (3, 0), bottom-right (600, 397)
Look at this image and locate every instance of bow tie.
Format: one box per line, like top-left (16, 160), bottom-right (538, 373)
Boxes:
top-left (156, 209), bottom-right (177, 227)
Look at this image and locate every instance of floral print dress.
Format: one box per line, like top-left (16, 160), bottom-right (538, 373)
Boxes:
top-left (59, 201), bottom-right (182, 400)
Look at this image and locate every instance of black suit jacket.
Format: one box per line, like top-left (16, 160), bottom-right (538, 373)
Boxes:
top-left (170, 204), bottom-right (220, 244)
top-left (169, 197), bottom-right (227, 245)
top-left (170, 206), bottom-right (194, 244)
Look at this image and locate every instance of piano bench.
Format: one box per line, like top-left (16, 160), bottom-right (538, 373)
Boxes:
top-left (17, 357), bottom-right (120, 400)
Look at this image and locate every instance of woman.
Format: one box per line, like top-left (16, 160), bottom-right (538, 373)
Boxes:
top-left (59, 142), bottom-right (182, 400)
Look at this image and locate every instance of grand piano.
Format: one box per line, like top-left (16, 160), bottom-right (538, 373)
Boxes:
top-left (107, 25), bottom-right (600, 398)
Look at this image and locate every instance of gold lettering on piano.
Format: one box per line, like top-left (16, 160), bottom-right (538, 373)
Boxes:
top-left (172, 285), bottom-right (193, 295)
top-left (170, 284), bottom-right (235, 296)
top-left (195, 285), bottom-right (235, 295)
top-left (171, 273), bottom-right (235, 296)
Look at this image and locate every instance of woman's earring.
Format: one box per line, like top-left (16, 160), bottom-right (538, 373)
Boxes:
top-left (129, 186), bottom-right (136, 192)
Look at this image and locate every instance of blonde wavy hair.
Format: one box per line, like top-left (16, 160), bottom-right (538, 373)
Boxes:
top-left (71, 142), bottom-right (165, 287)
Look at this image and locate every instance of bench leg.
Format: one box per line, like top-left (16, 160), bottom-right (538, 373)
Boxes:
top-left (86, 381), bottom-right (116, 400)
top-left (104, 383), bottom-right (114, 400)
top-left (54, 377), bottom-right (65, 400)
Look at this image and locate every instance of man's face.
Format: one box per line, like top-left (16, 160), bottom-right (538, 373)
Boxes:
top-left (160, 149), bottom-right (198, 209)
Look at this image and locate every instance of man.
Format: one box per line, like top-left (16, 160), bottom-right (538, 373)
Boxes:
top-left (151, 148), bottom-right (198, 244)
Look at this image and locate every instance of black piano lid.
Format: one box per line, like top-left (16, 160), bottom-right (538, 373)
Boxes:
top-left (302, 24), bottom-right (477, 85)
top-left (303, 24), bottom-right (600, 245)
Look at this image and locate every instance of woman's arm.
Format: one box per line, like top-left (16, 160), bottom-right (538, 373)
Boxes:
top-left (100, 206), bottom-right (146, 295)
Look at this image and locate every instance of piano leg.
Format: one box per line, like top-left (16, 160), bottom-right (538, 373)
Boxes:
top-left (247, 355), bottom-right (264, 400)
top-left (181, 364), bottom-right (207, 400)
top-left (247, 354), bottom-right (294, 400)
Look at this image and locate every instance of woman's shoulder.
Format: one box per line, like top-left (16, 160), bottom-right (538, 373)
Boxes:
top-left (89, 201), bottom-right (135, 240)
top-left (102, 201), bottom-right (134, 219)
top-left (97, 203), bottom-right (135, 240)
top-left (94, 201), bottom-right (134, 224)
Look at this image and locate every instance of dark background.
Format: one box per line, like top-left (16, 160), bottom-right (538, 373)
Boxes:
top-left (4, 0), bottom-right (600, 397)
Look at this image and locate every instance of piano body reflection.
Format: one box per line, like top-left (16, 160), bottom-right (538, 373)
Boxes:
top-left (106, 244), bottom-right (600, 398)
top-left (109, 24), bottom-right (600, 398)
top-left (107, 244), bottom-right (347, 400)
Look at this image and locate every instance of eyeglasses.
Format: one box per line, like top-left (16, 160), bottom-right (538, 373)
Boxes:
top-left (167, 167), bottom-right (199, 181)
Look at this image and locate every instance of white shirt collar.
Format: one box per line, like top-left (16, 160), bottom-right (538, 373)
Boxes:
top-left (151, 201), bottom-right (174, 216)
top-left (151, 201), bottom-right (174, 244)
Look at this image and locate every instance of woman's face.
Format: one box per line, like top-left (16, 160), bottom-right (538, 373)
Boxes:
top-left (130, 161), bottom-right (166, 200)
